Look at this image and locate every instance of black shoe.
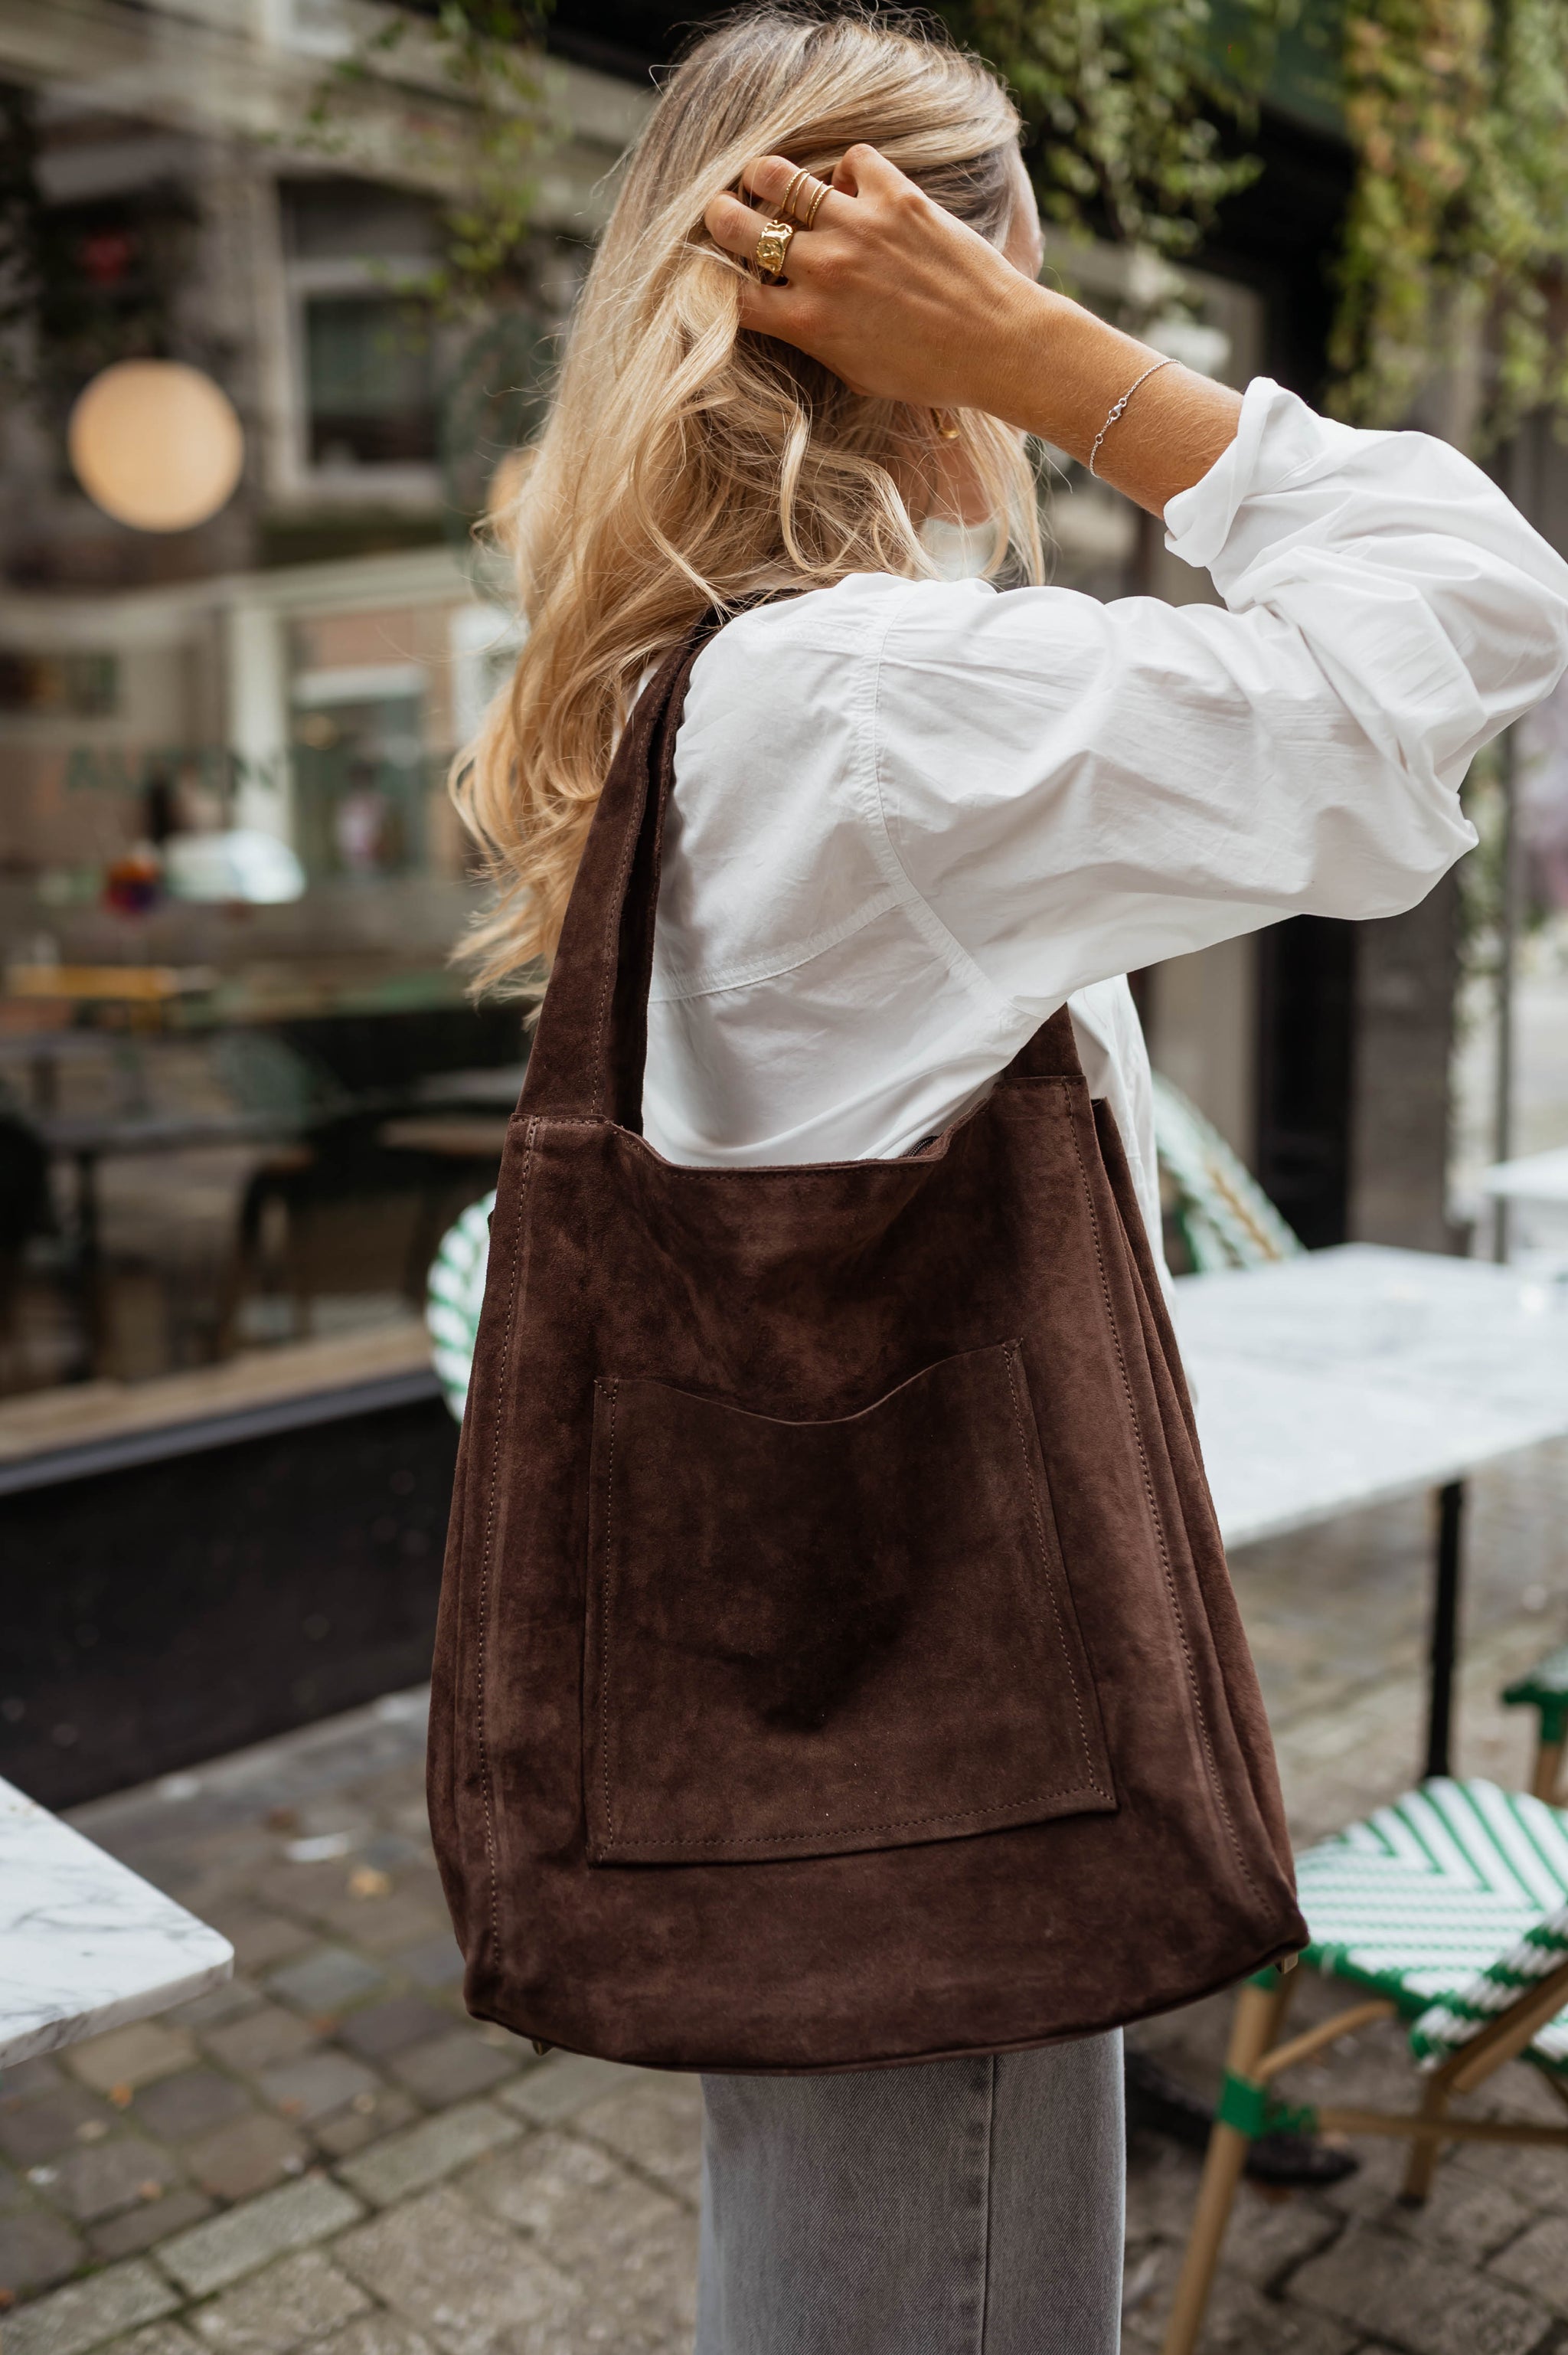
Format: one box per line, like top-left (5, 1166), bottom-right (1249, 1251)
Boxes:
top-left (1124, 2049), bottom-right (1358, 2189)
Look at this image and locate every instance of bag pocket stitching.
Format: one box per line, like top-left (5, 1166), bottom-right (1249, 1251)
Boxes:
top-left (1060, 1091), bottom-right (1259, 1899)
top-left (596, 1782), bottom-right (1110, 1850)
top-left (599, 1375), bottom-right (619, 1844)
top-left (591, 1341), bottom-right (1113, 1856)
top-left (476, 1114), bottom-right (537, 1961)
top-left (999, 1337), bottom-right (1110, 1805)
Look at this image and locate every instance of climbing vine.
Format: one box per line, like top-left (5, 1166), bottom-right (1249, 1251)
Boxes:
top-left (1329, 0), bottom-right (1568, 446)
top-left (939, 0), bottom-right (1279, 259)
top-left (302, 0), bottom-right (553, 316)
top-left (946, 0), bottom-right (1568, 450)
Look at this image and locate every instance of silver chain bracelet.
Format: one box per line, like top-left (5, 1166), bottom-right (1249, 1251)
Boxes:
top-left (1086, 355), bottom-right (1177, 479)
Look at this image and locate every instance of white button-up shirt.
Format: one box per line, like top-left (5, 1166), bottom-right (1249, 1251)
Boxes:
top-left (642, 379), bottom-right (1568, 1260)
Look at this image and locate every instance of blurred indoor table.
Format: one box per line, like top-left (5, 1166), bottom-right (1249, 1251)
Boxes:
top-left (38, 1109), bottom-right (293, 1159)
top-left (0, 1776), bottom-right (231, 2066)
top-left (411, 1064), bottom-right (528, 1107)
top-left (1480, 1145), bottom-right (1568, 1215)
top-left (378, 1114), bottom-right (509, 1160)
top-left (1181, 1243), bottom-right (1568, 1777)
top-left (36, 1107), bottom-right (301, 1309)
top-left (0, 1030), bottom-right (132, 1114)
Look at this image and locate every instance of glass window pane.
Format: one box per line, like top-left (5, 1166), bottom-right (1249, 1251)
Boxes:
top-left (305, 297), bottom-right (438, 466)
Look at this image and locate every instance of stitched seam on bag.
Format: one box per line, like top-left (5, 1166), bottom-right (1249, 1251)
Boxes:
top-left (533, 1093), bottom-right (1070, 1169)
top-left (590, 752), bottom-right (648, 1119)
top-left (596, 1778), bottom-right (1104, 1851)
top-left (475, 1115), bottom-right (536, 1962)
top-left (590, 652), bottom-right (684, 1118)
top-left (1060, 1094), bottom-right (1260, 1899)
top-left (1001, 1338), bottom-right (1107, 1801)
top-left (599, 1379), bottom-right (619, 1843)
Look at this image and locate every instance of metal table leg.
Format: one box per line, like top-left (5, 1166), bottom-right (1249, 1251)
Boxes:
top-left (71, 1146), bottom-right (104, 1382)
top-left (1424, 1480), bottom-right (1466, 1780)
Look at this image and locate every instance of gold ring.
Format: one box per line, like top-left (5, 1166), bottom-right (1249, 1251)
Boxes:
top-left (754, 218), bottom-right (795, 278)
top-left (801, 179), bottom-right (828, 231)
top-left (780, 168), bottom-right (812, 224)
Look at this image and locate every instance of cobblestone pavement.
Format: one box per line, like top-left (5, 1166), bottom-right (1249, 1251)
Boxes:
top-left (5, 1440), bottom-right (1568, 2355)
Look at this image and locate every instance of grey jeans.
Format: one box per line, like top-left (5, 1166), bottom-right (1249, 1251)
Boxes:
top-left (696, 2030), bottom-right (1124, 2354)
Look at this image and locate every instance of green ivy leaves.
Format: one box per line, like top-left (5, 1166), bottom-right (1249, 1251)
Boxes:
top-left (1333, 0), bottom-right (1568, 447)
top-left (941, 0), bottom-right (1272, 257)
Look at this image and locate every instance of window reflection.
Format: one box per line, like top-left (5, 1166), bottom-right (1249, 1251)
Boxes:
top-left (0, 0), bottom-right (1256, 1432)
top-left (0, 8), bottom-right (568, 1408)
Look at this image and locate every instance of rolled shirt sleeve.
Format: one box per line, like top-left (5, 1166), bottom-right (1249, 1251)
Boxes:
top-left (877, 378), bottom-right (1568, 1012)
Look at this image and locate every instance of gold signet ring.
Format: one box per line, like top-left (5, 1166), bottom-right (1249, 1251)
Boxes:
top-left (754, 218), bottom-right (795, 278)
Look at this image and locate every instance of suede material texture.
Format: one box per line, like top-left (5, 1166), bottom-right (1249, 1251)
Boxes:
top-left (584, 1339), bottom-right (1115, 1865)
top-left (426, 625), bottom-right (1308, 2075)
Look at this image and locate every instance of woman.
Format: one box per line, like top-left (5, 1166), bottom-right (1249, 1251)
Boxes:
top-left (451, 7), bottom-right (1568, 2348)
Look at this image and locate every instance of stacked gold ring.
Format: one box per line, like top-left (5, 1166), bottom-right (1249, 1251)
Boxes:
top-left (779, 168), bottom-right (830, 231)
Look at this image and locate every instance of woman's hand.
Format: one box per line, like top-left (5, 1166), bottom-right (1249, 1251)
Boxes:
top-left (704, 145), bottom-right (1040, 415)
top-left (703, 146), bottom-right (1243, 518)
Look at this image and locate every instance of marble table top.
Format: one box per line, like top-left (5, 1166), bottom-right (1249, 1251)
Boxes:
top-left (1179, 1244), bottom-right (1568, 1550)
top-left (1, 1777), bottom-right (232, 2069)
top-left (1481, 1145), bottom-right (1568, 1206)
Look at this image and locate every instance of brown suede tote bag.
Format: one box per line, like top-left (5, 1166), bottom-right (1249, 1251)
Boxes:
top-left (427, 619), bottom-right (1306, 2073)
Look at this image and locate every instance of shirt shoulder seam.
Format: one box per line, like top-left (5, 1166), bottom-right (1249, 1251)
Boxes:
top-left (857, 590), bottom-right (1047, 1034)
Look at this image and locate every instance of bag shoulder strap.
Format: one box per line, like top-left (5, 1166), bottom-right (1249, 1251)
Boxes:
top-left (520, 609), bottom-right (1086, 1127)
top-left (518, 620), bottom-right (714, 1128)
top-left (1004, 1004), bottom-right (1084, 1081)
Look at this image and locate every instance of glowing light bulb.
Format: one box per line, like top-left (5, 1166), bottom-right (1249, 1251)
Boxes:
top-left (68, 360), bottom-right (244, 533)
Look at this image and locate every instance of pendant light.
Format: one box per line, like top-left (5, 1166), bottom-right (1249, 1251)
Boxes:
top-left (68, 359), bottom-right (244, 532)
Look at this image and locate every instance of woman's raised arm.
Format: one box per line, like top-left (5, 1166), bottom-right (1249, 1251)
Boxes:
top-left (702, 143), bottom-right (1242, 518)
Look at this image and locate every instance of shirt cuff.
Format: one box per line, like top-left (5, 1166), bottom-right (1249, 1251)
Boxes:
top-left (1161, 377), bottom-right (1341, 577)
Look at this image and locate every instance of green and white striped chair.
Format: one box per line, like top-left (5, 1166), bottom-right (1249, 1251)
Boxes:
top-left (1151, 1072), bottom-right (1303, 1274)
top-left (426, 1189), bottom-right (494, 1422)
top-left (1503, 1641), bottom-right (1568, 1804)
top-left (1163, 1777), bottom-right (1568, 2354)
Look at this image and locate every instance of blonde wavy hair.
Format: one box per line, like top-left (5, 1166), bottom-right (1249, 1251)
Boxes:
top-left (453, 2), bottom-right (1037, 986)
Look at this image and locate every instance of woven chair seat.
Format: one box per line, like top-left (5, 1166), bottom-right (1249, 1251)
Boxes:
top-left (1295, 1777), bottom-right (1568, 2075)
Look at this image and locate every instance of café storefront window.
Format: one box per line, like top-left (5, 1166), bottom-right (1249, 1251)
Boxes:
top-left (0, 0), bottom-right (1256, 1424)
top-left (0, 3), bottom-right (621, 1425)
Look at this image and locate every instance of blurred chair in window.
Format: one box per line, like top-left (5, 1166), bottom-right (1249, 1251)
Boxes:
top-left (0, 1104), bottom-right (72, 1393)
top-left (222, 1108), bottom-right (498, 1349)
top-left (211, 1029), bottom-right (349, 1125)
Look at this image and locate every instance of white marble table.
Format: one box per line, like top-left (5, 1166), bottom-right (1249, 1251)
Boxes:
top-left (1179, 1244), bottom-right (1568, 1774)
top-left (0, 1777), bottom-right (233, 2069)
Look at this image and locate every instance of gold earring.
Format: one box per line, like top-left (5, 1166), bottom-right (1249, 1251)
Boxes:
top-left (935, 409), bottom-right (961, 441)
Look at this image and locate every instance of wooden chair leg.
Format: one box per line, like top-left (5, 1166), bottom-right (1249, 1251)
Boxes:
top-left (1400, 2077), bottom-right (1449, 2203)
top-left (1160, 1977), bottom-right (1295, 2355)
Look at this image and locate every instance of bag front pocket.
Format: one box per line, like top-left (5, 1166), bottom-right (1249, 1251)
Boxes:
top-left (584, 1339), bottom-right (1116, 1866)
